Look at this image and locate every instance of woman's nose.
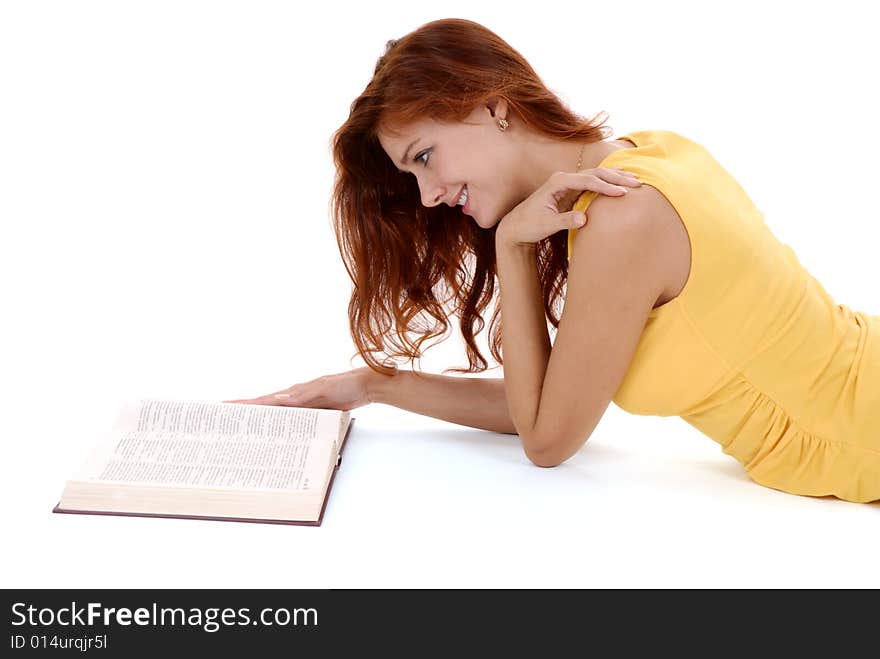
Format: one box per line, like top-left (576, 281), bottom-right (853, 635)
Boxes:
top-left (421, 182), bottom-right (446, 207)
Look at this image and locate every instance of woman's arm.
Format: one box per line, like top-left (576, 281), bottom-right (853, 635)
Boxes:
top-left (367, 369), bottom-right (517, 435)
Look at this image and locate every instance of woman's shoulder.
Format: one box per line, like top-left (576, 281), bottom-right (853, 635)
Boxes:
top-left (580, 182), bottom-right (692, 308)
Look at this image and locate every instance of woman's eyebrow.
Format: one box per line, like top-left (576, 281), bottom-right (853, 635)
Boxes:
top-left (398, 138), bottom-right (419, 169)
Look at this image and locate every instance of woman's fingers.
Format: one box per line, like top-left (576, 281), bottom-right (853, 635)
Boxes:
top-left (592, 169), bottom-right (642, 194)
top-left (611, 168), bottom-right (642, 184)
top-left (222, 389), bottom-right (298, 405)
top-left (563, 169), bottom-right (641, 196)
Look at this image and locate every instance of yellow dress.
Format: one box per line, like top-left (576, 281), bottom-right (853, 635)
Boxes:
top-left (568, 129), bottom-right (880, 503)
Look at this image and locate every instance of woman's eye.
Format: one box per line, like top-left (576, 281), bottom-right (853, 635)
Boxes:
top-left (415, 149), bottom-right (431, 166)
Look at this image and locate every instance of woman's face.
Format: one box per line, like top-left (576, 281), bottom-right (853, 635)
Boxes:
top-left (377, 101), bottom-right (528, 229)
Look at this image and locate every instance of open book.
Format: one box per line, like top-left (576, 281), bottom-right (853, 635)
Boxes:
top-left (53, 398), bottom-right (354, 526)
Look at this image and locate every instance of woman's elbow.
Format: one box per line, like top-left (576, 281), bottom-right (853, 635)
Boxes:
top-left (523, 444), bottom-right (564, 468)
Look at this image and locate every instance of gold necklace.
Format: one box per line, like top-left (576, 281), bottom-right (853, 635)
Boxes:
top-left (576, 142), bottom-right (587, 171)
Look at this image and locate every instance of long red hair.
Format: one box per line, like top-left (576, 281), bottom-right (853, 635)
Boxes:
top-left (330, 18), bottom-right (612, 375)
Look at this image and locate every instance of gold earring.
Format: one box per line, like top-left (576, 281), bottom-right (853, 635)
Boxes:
top-left (497, 118), bottom-right (509, 131)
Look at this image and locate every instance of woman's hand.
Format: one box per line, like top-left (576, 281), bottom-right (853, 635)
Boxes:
top-left (496, 167), bottom-right (641, 249)
top-left (222, 366), bottom-right (383, 411)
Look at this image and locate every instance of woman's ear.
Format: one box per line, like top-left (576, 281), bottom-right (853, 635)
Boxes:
top-left (486, 96), bottom-right (509, 121)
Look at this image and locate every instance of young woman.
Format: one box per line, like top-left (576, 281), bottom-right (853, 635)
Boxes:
top-left (225, 19), bottom-right (880, 504)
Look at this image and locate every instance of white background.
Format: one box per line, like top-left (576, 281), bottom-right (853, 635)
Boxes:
top-left (2, 0), bottom-right (878, 589)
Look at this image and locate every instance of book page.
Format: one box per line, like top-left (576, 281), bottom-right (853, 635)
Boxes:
top-left (73, 399), bottom-right (341, 493)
